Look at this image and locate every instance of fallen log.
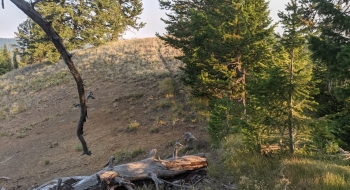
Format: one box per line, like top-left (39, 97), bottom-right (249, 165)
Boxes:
top-left (36, 152), bottom-right (207, 190)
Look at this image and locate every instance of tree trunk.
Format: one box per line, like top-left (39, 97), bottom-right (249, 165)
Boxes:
top-left (36, 153), bottom-right (208, 190)
top-left (10, 0), bottom-right (91, 155)
top-left (288, 49), bottom-right (295, 154)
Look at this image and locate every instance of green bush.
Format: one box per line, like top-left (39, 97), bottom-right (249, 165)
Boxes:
top-left (208, 97), bottom-right (242, 146)
top-left (126, 120), bottom-right (140, 132)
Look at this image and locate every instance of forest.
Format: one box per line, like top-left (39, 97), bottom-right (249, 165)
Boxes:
top-left (157, 0), bottom-right (350, 154)
top-left (1, 0), bottom-right (350, 189)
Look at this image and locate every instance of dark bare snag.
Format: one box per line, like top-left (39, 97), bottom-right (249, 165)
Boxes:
top-left (9, 0), bottom-right (91, 155)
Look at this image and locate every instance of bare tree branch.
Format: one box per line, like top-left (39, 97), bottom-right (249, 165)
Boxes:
top-left (9, 0), bottom-right (91, 155)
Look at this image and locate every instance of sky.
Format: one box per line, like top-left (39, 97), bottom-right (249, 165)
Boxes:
top-left (0, 0), bottom-right (286, 39)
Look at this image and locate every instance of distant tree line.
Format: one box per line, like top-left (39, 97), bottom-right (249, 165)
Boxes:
top-left (158, 0), bottom-right (350, 153)
top-left (0, 38), bottom-right (16, 50)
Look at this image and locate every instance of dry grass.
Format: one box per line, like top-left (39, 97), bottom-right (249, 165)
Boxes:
top-left (114, 148), bottom-right (144, 164)
top-left (217, 134), bottom-right (350, 190)
top-left (126, 120), bottom-right (141, 132)
top-left (0, 38), bottom-right (183, 119)
top-left (0, 127), bottom-right (12, 138)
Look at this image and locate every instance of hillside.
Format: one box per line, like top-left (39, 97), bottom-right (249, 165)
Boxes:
top-left (0, 38), bottom-right (16, 50)
top-left (0, 38), bottom-right (211, 189)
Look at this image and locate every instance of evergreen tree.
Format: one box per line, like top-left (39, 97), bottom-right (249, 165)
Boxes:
top-left (208, 97), bottom-right (242, 146)
top-left (13, 48), bottom-right (19, 69)
top-left (159, 0), bottom-right (276, 148)
top-left (304, 0), bottom-right (350, 148)
top-left (14, 0), bottom-right (145, 64)
top-left (14, 18), bottom-right (34, 64)
top-left (308, 0), bottom-right (350, 82)
top-left (272, 0), bottom-right (318, 153)
top-left (159, 0), bottom-right (275, 100)
top-left (0, 45), bottom-right (12, 75)
top-left (157, 0), bottom-right (208, 97)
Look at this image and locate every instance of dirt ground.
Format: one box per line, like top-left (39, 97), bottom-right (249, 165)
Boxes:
top-left (0, 75), bottom-right (208, 189)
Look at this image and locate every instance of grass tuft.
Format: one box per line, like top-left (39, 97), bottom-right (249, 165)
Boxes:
top-left (150, 126), bottom-right (159, 133)
top-left (75, 144), bottom-right (83, 152)
top-left (126, 120), bottom-right (140, 132)
top-left (0, 130), bottom-right (12, 138)
top-left (44, 159), bottom-right (50, 165)
top-left (158, 77), bottom-right (175, 95)
top-left (114, 148), bottom-right (144, 163)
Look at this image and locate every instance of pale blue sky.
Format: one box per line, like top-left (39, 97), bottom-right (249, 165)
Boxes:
top-left (0, 0), bottom-right (286, 39)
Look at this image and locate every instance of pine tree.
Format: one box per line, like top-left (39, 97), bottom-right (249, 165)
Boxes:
top-left (307, 0), bottom-right (350, 82)
top-left (304, 0), bottom-right (350, 148)
top-left (13, 48), bottom-right (19, 69)
top-left (0, 45), bottom-right (12, 75)
top-left (278, 0), bottom-right (316, 153)
top-left (13, 18), bottom-right (34, 65)
top-left (159, 0), bottom-right (276, 147)
top-left (157, 0), bottom-right (208, 97)
top-left (159, 0), bottom-right (275, 100)
top-left (14, 0), bottom-right (145, 64)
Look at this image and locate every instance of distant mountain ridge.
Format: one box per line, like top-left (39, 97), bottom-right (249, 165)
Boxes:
top-left (0, 38), bottom-right (17, 51)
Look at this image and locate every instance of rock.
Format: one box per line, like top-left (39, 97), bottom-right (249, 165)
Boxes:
top-left (49, 142), bottom-right (58, 148)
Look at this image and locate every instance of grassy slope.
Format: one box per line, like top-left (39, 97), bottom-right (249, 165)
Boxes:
top-left (0, 38), bottom-right (210, 189)
top-left (0, 37), bottom-right (185, 131)
top-left (0, 37), bottom-right (349, 190)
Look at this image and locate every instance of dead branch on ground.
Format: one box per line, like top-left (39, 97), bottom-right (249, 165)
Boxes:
top-left (36, 151), bottom-right (207, 190)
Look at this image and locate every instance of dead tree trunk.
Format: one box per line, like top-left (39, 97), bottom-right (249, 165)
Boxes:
top-left (36, 153), bottom-right (208, 190)
top-left (9, 0), bottom-right (91, 155)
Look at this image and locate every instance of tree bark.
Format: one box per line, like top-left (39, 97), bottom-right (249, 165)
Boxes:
top-left (9, 0), bottom-right (91, 155)
top-left (36, 153), bottom-right (208, 190)
top-left (288, 49), bottom-right (295, 154)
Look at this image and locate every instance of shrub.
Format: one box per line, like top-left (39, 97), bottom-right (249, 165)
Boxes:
top-left (126, 120), bottom-right (140, 132)
top-left (9, 102), bottom-right (27, 115)
top-left (150, 126), bottom-right (159, 133)
top-left (208, 97), bottom-right (241, 146)
top-left (0, 130), bottom-right (11, 138)
top-left (75, 144), bottom-right (83, 151)
top-left (158, 77), bottom-right (174, 94)
top-left (44, 159), bottom-right (50, 165)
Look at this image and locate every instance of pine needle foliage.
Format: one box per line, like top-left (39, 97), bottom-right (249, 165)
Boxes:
top-left (305, 0), bottom-right (350, 149)
top-left (14, 0), bottom-right (145, 64)
top-left (158, 0), bottom-right (276, 148)
top-left (271, 0), bottom-right (319, 153)
top-left (0, 45), bottom-right (12, 75)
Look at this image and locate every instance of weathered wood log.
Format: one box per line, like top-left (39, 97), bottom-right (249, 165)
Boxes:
top-left (36, 153), bottom-right (207, 190)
